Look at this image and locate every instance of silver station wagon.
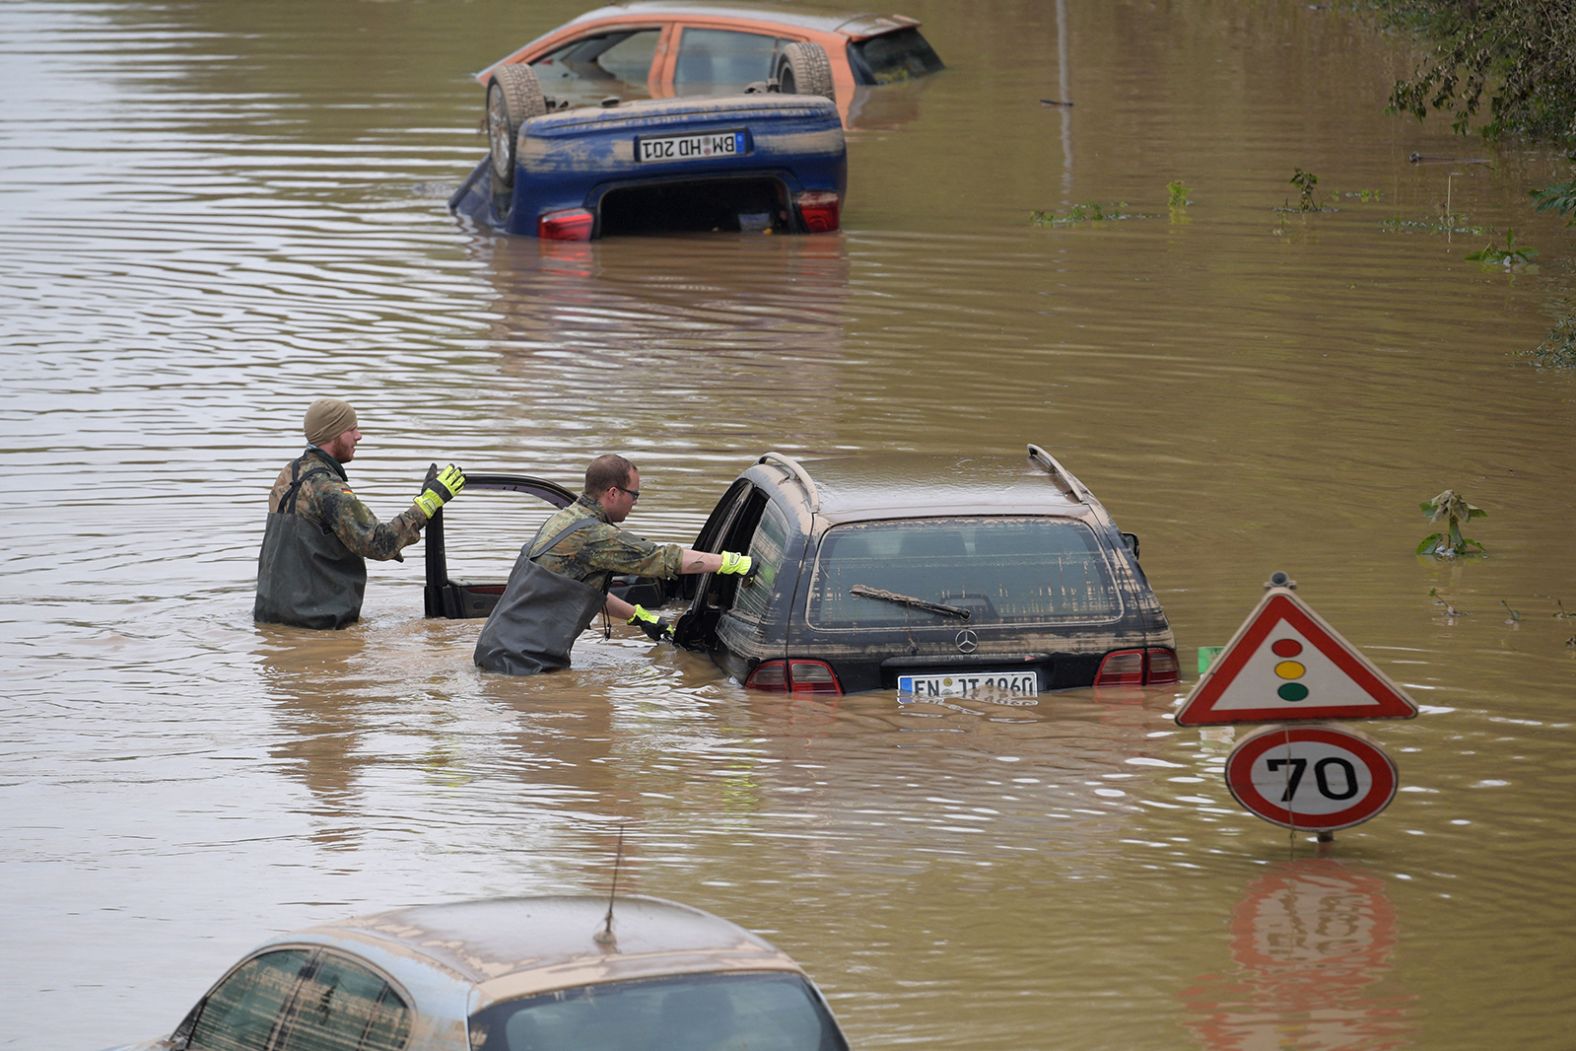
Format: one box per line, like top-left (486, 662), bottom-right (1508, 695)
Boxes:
top-left (107, 896), bottom-right (848, 1051)
top-left (671, 444), bottom-right (1180, 697)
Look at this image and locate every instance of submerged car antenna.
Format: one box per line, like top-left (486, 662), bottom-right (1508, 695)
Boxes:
top-left (595, 825), bottom-right (626, 948)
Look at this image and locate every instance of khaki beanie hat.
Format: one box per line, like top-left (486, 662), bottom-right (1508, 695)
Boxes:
top-left (304, 398), bottom-right (358, 446)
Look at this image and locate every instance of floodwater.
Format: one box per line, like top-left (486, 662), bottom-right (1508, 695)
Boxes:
top-left (2, 0), bottom-right (1573, 1047)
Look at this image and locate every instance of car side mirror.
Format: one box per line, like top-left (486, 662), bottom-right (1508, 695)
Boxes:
top-left (1121, 532), bottom-right (1141, 560)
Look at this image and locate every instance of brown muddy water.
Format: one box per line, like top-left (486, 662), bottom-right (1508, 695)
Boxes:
top-left (3, 1), bottom-right (1574, 1048)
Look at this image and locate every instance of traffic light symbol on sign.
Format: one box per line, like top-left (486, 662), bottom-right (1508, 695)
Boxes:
top-left (1272, 638), bottom-right (1309, 702)
top-left (1175, 589), bottom-right (1420, 726)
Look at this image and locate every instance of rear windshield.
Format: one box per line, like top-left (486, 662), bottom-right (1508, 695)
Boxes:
top-left (848, 27), bottom-right (944, 85)
top-left (807, 517), bottom-right (1121, 628)
top-left (468, 972), bottom-right (847, 1051)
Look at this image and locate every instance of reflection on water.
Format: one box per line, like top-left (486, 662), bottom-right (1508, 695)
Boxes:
top-left (1181, 858), bottom-right (1413, 1050)
top-left (2, 0), bottom-right (1575, 1048)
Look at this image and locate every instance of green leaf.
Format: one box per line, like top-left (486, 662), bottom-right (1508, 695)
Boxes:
top-left (1417, 533), bottom-right (1443, 554)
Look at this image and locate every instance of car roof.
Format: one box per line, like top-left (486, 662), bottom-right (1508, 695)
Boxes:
top-left (570, 1), bottom-right (920, 38)
top-left (300, 895), bottom-right (805, 1009)
top-left (752, 450), bottom-right (1102, 522)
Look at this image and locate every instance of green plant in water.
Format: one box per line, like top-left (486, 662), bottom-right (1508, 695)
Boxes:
top-left (1530, 179), bottom-right (1576, 224)
top-left (1167, 180), bottom-right (1191, 209)
top-left (1531, 179), bottom-right (1576, 219)
top-left (1417, 489), bottom-right (1487, 557)
top-left (1030, 201), bottom-right (1132, 226)
top-left (1291, 168), bottom-right (1320, 212)
top-left (1428, 586), bottom-right (1465, 617)
top-left (1466, 228), bottom-right (1538, 267)
top-left (1520, 315), bottom-right (1576, 368)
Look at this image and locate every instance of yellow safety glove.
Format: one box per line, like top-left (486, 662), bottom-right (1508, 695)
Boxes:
top-left (627, 604), bottom-right (674, 641)
top-left (414, 463), bottom-right (466, 519)
top-left (717, 551), bottom-right (754, 578)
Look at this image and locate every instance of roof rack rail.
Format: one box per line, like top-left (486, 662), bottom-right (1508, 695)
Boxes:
top-left (758, 451), bottom-right (819, 512)
top-left (1026, 443), bottom-right (1090, 503)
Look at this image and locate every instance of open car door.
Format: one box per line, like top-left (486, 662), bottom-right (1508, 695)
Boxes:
top-left (422, 470), bottom-right (671, 619)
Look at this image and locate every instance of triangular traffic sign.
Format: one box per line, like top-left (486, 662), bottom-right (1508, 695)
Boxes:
top-left (1176, 588), bottom-right (1419, 726)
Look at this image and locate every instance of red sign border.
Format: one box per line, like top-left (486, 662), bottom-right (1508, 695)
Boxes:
top-left (1225, 725), bottom-right (1399, 831)
top-left (1177, 590), bottom-right (1419, 726)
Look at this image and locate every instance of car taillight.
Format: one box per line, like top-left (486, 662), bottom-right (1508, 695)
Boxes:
top-left (1095, 649), bottom-right (1145, 687)
top-left (1145, 647), bottom-right (1180, 684)
top-left (745, 658), bottom-right (844, 695)
top-left (538, 208), bottom-right (594, 241)
top-left (1095, 647), bottom-right (1182, 686)
top-left (794, 191), bottom-right (840, 233)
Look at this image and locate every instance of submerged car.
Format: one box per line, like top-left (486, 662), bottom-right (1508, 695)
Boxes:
top-left (476, 1), bottom-right (945, 115)
top-left (106, 895), bottom-right (848, 1051)
top-left (449, 74), bottom-right (847, 239)
top-left (425, 445), bottom-right (1178, 698)
top-left (671, 445), bottom-right (1179, 696)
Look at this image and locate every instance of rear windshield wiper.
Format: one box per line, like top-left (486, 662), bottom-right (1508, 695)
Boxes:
top-left (850, 584), bottom-right (971, 620)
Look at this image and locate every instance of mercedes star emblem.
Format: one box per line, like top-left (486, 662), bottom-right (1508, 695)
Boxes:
top-left (956, 629), bottom-right (978, 654)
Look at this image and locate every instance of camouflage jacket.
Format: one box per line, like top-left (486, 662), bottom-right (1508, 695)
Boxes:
top-left (268, 447), bottom-right (426, 562)
top-left (533, 495), bottom-right (684, 587)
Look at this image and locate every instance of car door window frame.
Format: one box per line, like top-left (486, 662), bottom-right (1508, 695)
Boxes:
top-left (273, 949), bottom-right (413, 1051)
top-left (178, 947), bottom-right (316, 1051)
top-left (530, 26), bottom-right (665, 93)
top-left (721, 496), bottom-right (788, 625)
top-left (670, 27), bottom-right (791, 92)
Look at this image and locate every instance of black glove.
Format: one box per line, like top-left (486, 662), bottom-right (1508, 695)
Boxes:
top-left (628, 604), bottom-right (674, 641)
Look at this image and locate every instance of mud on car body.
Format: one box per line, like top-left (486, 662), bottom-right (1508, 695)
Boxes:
top-left (450, 28), bottom-right (847, 241)
top-left (423, 447), bottom-right (1178, 698)
top-left (668, 445), bottom-right (1179, 697)
top-left (449, 85), bottom-right (847, 240)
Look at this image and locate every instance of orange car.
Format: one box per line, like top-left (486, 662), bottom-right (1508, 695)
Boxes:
top-left (476, 1), bottom-right (943, 120)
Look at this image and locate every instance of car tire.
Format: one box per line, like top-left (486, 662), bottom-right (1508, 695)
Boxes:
top-left (487, 64), bottom-right (547, 187)
top-left (773, 42), bottom-right (835, 103)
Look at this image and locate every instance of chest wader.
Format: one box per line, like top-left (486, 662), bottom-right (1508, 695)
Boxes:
top-left (253, 459), bottom-right (367, 629)
top-left (473, 517), bottom-right (607, 675)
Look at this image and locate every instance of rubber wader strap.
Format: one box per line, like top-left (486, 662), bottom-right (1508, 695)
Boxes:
top-left (280, 459), bottom-right (334, 515)
top-left (528, 516), bottom-right (602, 562)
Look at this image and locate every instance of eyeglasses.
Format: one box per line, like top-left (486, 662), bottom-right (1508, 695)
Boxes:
top-left (615, 486), bottom-right (640, 502)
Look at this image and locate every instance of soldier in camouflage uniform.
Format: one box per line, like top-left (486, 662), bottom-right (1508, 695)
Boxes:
top-left (474, 453), bottom-right (756, 675)
top-left (254, 397), bottom-right (466, 629)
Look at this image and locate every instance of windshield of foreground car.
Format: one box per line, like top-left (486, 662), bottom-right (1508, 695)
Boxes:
top-left (808, 517), bottom-right (1122, 628)
top-left (849, 27), bottom-right (944, 85)
top-left (468, 972), bottom-right (848, 1051)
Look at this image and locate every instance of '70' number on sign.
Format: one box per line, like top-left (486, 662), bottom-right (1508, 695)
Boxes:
top-left (1267, 756), bottom-right (1360, 802)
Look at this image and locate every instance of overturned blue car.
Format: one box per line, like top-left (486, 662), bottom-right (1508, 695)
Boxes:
top-left (449, 55), bottom-right (848, 240)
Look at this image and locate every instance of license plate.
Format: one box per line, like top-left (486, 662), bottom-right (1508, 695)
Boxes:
top-left (897, 671), bottom-right (1039, 698)
top-left (636, 130), bottom-right (745, 163)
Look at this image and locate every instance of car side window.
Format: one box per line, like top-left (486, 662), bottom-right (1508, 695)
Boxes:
top-left (532, 29), bottom-right (661, 90)
top-left (274, 951), bottom-right (411, 1051)
top-left (186, 949), bottom-right (313, 1051)
top-left (729, 499), bottom-right (788, 622)
top-left (673, 28), bottom-right (787, 91)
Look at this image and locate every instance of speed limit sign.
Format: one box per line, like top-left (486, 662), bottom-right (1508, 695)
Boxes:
top-left (1225, 725), bottom-right (1398, 832)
